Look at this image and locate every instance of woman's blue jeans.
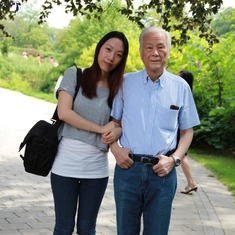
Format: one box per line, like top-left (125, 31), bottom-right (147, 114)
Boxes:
top-left (114, 162), bottom-right (177, 235)
top-left (51, 173), bottom-right (108, 235)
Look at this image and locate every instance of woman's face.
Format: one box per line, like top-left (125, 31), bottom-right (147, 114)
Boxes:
top-left (98, 38), bottom-right (124, 75)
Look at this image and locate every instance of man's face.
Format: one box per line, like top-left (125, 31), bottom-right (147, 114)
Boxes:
top-left (140, 31), bottom-right (169, 75)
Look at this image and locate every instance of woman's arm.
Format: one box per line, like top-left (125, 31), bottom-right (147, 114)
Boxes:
top-left (57, 90), bottom-right (117, 134)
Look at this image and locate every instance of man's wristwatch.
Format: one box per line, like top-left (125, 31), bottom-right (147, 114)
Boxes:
top-left (171, 154), bottom-right (181, 167)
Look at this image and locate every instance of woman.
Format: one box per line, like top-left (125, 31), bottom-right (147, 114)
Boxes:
top-left (179, 70), bottom-right (198, 194)
top-left (51, 31), bottom-right (129, 235)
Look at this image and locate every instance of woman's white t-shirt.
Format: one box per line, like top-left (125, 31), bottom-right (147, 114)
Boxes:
top-left (51, 138), bottom-right (108, 178)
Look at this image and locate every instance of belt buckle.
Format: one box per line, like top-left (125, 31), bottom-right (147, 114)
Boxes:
top-left (141, 157), bottom-right (153, 165)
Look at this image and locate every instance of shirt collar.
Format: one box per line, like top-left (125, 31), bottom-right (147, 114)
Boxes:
top-left (142, 70), bottom-right (149, 85)
top-left (143, 68), bottom-right (167, 88)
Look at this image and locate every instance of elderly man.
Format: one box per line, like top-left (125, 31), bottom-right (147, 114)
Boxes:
top-left (109, 27), bottom-right (200, 235)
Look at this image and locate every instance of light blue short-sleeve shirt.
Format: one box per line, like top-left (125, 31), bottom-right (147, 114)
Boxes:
top-left (111, 69), bottom-right (200, 155)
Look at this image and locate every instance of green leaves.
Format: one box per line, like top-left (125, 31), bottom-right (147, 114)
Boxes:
top-left (1, 0), bottom-right (224, 46)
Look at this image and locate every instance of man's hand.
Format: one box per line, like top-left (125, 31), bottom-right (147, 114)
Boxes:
top-left (110, 142), bottom-right (133, 169)
top-left (152, 155), bottom-right (175, 177)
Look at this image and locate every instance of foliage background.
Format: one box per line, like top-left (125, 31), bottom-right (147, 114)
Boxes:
top-left (0, 1), bottom-right (234, 152)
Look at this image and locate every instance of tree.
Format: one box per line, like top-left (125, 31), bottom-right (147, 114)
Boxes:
top-left (1, 37), bottom-right (12, 55)
top-left (166, 31), bottom-right (235, 150)
top-left (1, 0), bottom-right (224, 47)
top-left (0, 1), bottom-right (58, 52)
top-left (54, 0), bottom-right (142, 72)
top-left (211, 7), bottom-right (235, 36)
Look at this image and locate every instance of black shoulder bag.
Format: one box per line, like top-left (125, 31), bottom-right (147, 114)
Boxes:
top-left (19, 67), bottom-right (82, 177)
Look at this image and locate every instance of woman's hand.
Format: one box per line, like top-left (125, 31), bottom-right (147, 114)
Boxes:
top-left (101, 126), bottom-right (122, 144)
top-left (99, 121), bottom-right (120, 135)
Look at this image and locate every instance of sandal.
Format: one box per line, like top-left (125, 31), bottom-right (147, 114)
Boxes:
top-left (181, 185), bottom-right (198, 194)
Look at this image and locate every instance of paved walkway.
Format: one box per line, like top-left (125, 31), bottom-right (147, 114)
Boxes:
top-left (0, 88), bottom-right (235, 235)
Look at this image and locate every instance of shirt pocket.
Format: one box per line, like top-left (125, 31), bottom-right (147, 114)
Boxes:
top-left (157, 106), bottom-right (179, 131)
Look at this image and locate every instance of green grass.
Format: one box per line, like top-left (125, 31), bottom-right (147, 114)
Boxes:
top-left (189, 148), bottom-right (235, 196)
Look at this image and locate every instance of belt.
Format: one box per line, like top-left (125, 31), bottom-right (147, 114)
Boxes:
top-left (128, 149), bottom-right (175, 165)
top-left (129, 154), bottom-right (159, 165)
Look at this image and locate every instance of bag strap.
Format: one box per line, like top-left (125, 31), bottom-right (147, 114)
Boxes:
top-left (19, 68), bottom-right (82, 152)
top-left (51, 67), bottom-right (82, 127)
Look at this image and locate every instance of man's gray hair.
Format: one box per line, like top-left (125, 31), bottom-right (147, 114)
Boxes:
top-left (139, 27), bottom-right (172, 52)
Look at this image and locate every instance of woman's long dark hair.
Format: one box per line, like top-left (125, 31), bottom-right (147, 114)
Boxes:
top-left (80, 31), bottom-right (129, 108)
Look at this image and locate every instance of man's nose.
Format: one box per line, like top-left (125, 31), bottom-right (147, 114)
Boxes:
top-left (152, 48), bottom-right (159, 56)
